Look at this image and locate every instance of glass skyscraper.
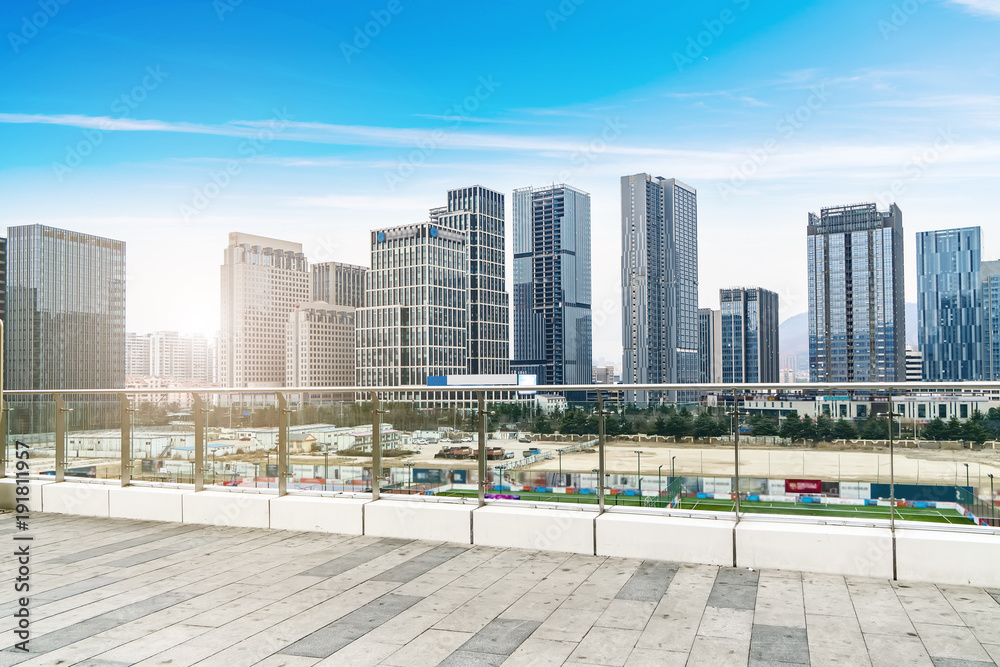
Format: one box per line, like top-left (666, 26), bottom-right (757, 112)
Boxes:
top-left (621, 175), bottom-right (699, 404)
top-left (720, 287), bottom-right (779, 384)
top-left (983, 260), bottom-right (1000, 381)
top-left (433, 186), bottom-right (509, 375)
top-left (807, 203), bottom-right (905, 382)
top-left (511, 184), bottom-right (592, 395)
top-left (698, 308), bottom-right (722, 384)
top-left (6, 225), bottom-right (125, 430)
top-left (357, 221), bottom-right (468, 393)
top-left (916, 227), bottom-right (983, 381)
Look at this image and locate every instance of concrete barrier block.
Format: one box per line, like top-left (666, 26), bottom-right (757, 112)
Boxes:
top-left (896, 528), bottom-right (1000, 588)
top-left (270, 495), bottom-right (367, 535)
top-left (182, 491), bottom-right (271, 528)
top-left (364, 499), bottom-right (473, 544)
top-left (109, 487), bottom-right (187, 523)
top-left (475, 505), bottom-right (595, 554)
top-left (597, 513), bottom-right (736, 566)
top-left (42, 482), bottom-right (110, 517)
top-left (0, 478), bottom-right (51, 512)
top-left (736, 521), bottom-right (893, 578)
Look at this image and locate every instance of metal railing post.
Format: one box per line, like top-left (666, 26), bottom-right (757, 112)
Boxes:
top-left (477, 393), bottom-right (487, 506)
top-left (888, 387), bottom-right (897, 580)
top-left (0, 319), bottom-right (5, 478)
top-left (278, 393), bottom-right (289, 497)
top-left (370, 392), bottom-right (383, 501)
top-left (54, 394), bottom-right (66, 482)
top-left (119, 393), bottom-right (132, 486)
top-left (597, 393), bottom-right (607, 514)
top-left (193, 394), bottom-right (205, 491)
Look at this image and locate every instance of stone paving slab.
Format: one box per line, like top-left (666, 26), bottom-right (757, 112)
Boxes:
top-left (0, 513), bottom-right (997, 666)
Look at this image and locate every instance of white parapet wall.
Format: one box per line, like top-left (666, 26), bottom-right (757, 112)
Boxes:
top-left (109, 486), bottom-right (187, 523)
top-left (0, 478), bottom-right (52, 512)
top-left (736, 520), bottom-right (894, 579)
top-left (474, 505), bottom-right (596, 554)
top-left (270, 495), bottom-right (367, 535)
top-left (597, 511), bottom-right (736, 566)
top-left (182, 490), bottom-right (272, 528)
top-left (896, 526), bottom-right (1000, 588)
top-left (42, 482), bottom-right (111, 517)
top-left (364, 498), bottom-right (474, 543)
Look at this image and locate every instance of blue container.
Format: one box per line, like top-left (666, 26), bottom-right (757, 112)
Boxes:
top-left (748, 494), bottom-right (760, 502)
top-left (697, 492), bottom-right (708, 499)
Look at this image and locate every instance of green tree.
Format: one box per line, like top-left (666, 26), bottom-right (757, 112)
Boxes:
top-left (532, 414), bottom-right (553, 435)
top-left (693, 412), bottom-right (722, 439)
top-left (923, 417), bottom-right (949, 441)
top-left (815, 414), bottom-right (834, 441)
top-left (831, 419), bottom-right (858, 440)
top-left (961, 411), bottom-right (990, 444)
top-left (946, 416), bottom-right (964, 440)
top-left (860, 416), bottom-right (888, 440)
top-left (748, 414), bottom-right (778, 436)
top-left (778, 411), bottom-right (801, 440)
top-left (665, 409), bottom-right (693, 437)
top-left (650, 416), bottom-right (668, 436)
top-left (798, 415), bottom-right (818, 441)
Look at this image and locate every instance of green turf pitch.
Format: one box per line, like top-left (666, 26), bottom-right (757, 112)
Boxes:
top-left (437, 490), bottom-right (974, 525)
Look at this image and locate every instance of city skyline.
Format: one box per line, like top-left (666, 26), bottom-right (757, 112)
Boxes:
top-left (3, 1), bottom-right (1000, 365)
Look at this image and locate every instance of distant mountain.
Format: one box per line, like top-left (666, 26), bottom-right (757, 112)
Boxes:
top-left (779, 303), bottom-right (918, 372)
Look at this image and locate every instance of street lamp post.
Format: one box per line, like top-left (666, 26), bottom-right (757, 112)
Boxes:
top-left (658, 464), bottom-right (663, 507)
top-left (404, 462), bottom-right (415, 494)
top-left (875, 399), bottom-right (897, 580)
top-left (672, 455), bottom-right (676, 482)
top-left (558, 450), bottom-right (563, 479)
top-left (634, 450), bottom-right (643, 498)
top-left (989, 473), bottom-right (995, 526)
top-left (324, 447), bottom-right (329, 492)
top-left (964, 462), bottom-right (970, 488)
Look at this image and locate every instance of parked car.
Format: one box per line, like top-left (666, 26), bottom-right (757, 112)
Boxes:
top-left (504, 451), bottom-right (515, 459)
top-left (518, 436), bottom-right (531, 443)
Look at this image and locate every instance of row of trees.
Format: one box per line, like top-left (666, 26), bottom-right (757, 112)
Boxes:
top-left (768, 410), bottom-right (996, 444)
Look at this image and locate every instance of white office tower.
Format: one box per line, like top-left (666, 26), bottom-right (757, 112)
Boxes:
top-left (357, 221), bottom-right (468, 396)
top-left (220, 232), bottom-right (309, 388)
top-left (286, 301), bottom-right (356, 395)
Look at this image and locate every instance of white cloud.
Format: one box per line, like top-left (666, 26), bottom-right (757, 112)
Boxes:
top-left (945, 0), bottom-right (1000, 17)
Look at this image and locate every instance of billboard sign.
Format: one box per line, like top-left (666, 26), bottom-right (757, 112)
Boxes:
top-left (785, 479), bottom-right (822, 494)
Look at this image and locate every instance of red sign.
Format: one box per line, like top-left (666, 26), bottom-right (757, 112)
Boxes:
top-left (785, 479), bottom-right (822, 494)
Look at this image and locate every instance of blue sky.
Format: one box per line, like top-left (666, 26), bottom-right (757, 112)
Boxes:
top-left (2, 0), bottom-right (999, 365)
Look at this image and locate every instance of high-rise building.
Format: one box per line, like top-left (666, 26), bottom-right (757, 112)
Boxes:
top-left (512, 184), bottom-right (592, 395)
top-left (917, 227), bottom-right (983, 381)
top-left (149, 331), bottom-right (212, 384)
top-left (698, 308), bottom-right (722, 384)
top-left (983, 260), bottom-right (1000, 381)
top-left (807, 203), bottom-right (905, 382)
top-left (220, 233), bottom-right (309, 388)
top-left (593, 365), bottom-right (616, 384)
top-left (6, 225), bottom-right (125, 429)
top-left (126, 332), bottom-right (152, 377)
top-left (286, 301), bottom-right (356, 393)
top-left (720, 287), bottom-right (780, 384)
top-left (357, 221), bottom-right (468, 393)
top-left (905, 345), bottom-right (924, 382)
top-left (621, 174), bottom-right (699, 403)
top-left (312, 261), bottom-right (367, 308)
top-left (0, 236), bottom-right (7, 332)
top-left (434, 186), bottom-right (509, 375)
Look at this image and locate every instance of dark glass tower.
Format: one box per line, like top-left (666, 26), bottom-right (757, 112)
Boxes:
top-left (916, 227), bottom-right (983, 381)
top-left (720, 287), bottom-right (780, 384)
top-left (807, 203), bottom-right (905, 382)
top-left (621, 175), bottom-right (698, 404)
top-left (512, 184), bottom-right (592, 396)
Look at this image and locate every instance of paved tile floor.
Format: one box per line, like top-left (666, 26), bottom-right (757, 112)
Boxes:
top-left (0, 514), bottom-right (998, 666)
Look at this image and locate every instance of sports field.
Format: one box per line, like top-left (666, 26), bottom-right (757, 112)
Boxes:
top-left (437, 489), bottom-right (975, 525)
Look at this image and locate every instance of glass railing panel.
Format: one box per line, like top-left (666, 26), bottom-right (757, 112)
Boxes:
top-left (5, 395), bottom-right (56, 478)
top-left (127, 393), bottom-right (195, 485)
